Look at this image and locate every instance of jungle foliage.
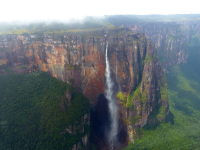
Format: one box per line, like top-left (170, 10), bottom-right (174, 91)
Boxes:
top-left (0, 72), bottom-right (89, 150)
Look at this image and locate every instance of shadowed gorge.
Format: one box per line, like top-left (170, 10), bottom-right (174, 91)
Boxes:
top-left (90, 94), bottom-right (111, 149)
top-left (90, 94), bottom-right (128, 149)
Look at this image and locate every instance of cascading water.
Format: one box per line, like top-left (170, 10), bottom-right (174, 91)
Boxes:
top-left (116, 48), bottom-right (118, 79)
top-left (105, 42), bottom-right (118, 148)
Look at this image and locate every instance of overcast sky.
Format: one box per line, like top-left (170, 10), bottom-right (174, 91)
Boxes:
top-left (0, 0), bottom-right (199, 22)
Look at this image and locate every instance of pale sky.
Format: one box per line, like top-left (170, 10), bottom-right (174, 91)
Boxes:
top-left (0, 0), bottom-right (199, 22)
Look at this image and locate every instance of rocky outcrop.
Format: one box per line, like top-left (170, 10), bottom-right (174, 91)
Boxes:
top-left (0, 28), bottom-right (168, 144)
top-left (113, 36), bottom-right (168, 143)
top-left (113, 22), bottom-right (188, 68)
top-left (111, 20), bottom-right (200, 69)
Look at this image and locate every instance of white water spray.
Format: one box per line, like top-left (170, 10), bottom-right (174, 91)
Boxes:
top-left (116, 48), bottom-right (118, 79)
top-left (105, 42), bottom-right (118, 147)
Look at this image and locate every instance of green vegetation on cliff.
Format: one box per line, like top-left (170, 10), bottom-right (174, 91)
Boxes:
top-left (117, 92), bottom-right (126, 106)
top-left (161, 82), bottom-right (168, 102)
top-left (126, 92), bottom-right (134, 109)
top-left (128, 84), bottom-right (148, 105)
top-left (143, 54), bottom-right (158, 65)
top-left (0, 72), bottom-right (89, 150)
top-left (123, 36), bottom-right (200, 150)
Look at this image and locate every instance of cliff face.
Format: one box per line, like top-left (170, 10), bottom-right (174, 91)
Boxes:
top-left (115, 22), bottom-right (188, 68)
top-left (115, 21), bottom-right (200, 69)
top-left (0, 28), bottom-right (168, 144)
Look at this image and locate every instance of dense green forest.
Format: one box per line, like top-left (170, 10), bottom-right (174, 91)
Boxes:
top-left (123, 36), bottom-right (200, 149)
top-left (0, 72), bottom-right (89, 150)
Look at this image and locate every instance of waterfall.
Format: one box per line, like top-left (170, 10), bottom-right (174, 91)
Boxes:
top-left (116, 48), bottom-right (118, 79)
top-left (105, 42), bottom-right (118, 147)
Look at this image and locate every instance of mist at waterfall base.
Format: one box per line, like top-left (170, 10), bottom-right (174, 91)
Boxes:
top-left (105, 42), bottom-right (118, 147)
